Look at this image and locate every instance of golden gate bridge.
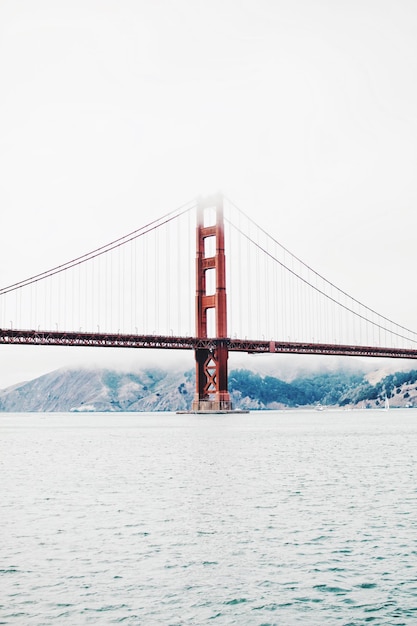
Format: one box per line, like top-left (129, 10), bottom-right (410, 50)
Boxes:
top-left (1, 194), bottom-right (417, 412)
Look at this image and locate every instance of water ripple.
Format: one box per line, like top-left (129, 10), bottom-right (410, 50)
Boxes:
top-left (2, 410), bottom-right (417, 624)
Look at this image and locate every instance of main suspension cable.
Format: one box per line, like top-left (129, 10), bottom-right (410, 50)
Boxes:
top-left (0, 200), bottom-right (196, 295)
top-left (226, 215), bottom-right (417, 345)
top-left (225, 196), bottom-right (417, 340)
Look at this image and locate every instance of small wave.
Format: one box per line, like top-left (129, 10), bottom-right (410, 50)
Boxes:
top-left (313, 584), bottom-right (349, 594)
top-left (224, 598), bottom-right (248, 605)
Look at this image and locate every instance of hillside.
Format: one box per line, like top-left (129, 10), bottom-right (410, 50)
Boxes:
top-left (0, 368), bottom-right (195, 413)
top-left (1, 365), bottom-right (417, 412)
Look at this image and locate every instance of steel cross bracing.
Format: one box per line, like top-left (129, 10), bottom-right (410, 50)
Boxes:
top-left (1, 328), bottom-right (417, 360)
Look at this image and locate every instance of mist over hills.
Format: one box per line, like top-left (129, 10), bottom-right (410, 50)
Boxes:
top-left (1, 361), bottom-right (417, 412)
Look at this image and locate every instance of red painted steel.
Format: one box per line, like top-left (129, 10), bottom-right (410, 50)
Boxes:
top-left (2, 328), bottom-right (417, 360)
top-left (192, 194), bottom-right (233, 411)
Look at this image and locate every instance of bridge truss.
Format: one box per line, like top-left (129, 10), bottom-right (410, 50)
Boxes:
top-left (1, 328), bottom-right (417, 361)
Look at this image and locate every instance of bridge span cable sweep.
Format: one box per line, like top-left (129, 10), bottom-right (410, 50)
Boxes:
top-left (1, 194), bottom-right (417, 362)
top-left (224, 197), bottom-right (417, 350)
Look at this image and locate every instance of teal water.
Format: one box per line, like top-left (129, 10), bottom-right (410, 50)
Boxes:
top-left (1, 410), bottom-right (417, 625)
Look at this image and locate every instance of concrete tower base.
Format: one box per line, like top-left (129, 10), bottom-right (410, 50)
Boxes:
top-left (177, 400), bottom-right (249, 414)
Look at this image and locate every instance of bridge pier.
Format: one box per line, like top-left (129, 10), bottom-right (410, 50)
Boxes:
top-left (192, 342), bottom-right (234, 412)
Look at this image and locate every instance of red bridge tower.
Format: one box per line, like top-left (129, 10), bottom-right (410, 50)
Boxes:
top-left (192, 194), bottom-right (236, 413)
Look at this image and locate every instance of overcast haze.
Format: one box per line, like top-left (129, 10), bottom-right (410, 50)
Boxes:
top-left (1, 0), bottom-right (417, 388)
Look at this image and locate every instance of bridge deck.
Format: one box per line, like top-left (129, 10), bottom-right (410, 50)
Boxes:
top-left (1, 329), bottom-right (417, 360)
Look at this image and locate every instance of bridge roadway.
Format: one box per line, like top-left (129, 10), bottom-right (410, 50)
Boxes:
top-left (1, 328), bottom-right (417, 360)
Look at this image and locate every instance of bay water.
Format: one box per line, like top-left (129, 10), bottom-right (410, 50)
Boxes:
top-left (2, 409), bottom-right (417, 625)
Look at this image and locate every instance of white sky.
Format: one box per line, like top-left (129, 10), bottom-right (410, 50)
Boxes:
top-left (1, 0), bottom-right (417, 388)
